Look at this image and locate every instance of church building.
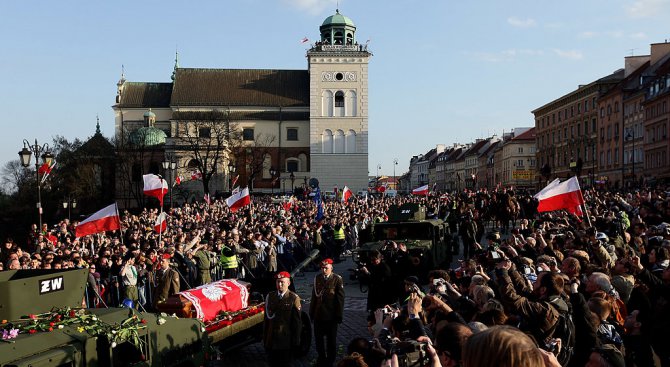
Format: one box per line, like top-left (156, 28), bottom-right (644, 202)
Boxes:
top-left (112, 10), bottom-right (371, 204)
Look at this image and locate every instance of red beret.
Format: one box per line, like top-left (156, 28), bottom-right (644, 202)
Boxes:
top-left (321, 258), bottom-right (333, 267)
top-left (275, 271), bottom-right (291, 279)
top-left (161, 253), bottom-right (172, 260)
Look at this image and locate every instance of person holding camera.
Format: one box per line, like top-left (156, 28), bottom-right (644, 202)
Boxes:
top-left (359, 250), bottom-right (393, 312)
top-left (310, 258), bottom-right (345, 367)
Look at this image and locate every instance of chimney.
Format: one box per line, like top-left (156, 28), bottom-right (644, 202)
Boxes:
top-left (650, 41), bottom-right (670, 65)
top-left (624, 55), bottom-right (650, 78)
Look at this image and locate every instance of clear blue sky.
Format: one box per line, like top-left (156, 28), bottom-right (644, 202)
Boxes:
top-left (1, 0), bottom-right (669, 180)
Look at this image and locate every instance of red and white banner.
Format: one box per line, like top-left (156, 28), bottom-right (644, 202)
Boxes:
top-left (179, 279), bottom-right (249, 322)
top-left (535, 176), bottom-right (585, 213)
top-left (412, 185), bottom-right (429, 196)
top-left (154, 212), bottom-right (167, 233)
top-left (342, 186), bottom-right (352, 204)
top-left (204, 193), bottom-right (211, 205)
top-left (39, 161), bottom-right (57, 184)
top-left (225, 187), bottom-right (251, 212)
top-left (75, 203), bottom-right (121, 238)
top-left (143, 174), bottom-right (168, 206)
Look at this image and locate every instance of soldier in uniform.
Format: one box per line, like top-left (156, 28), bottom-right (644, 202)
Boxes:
top-left (309, 258), bottom-right (345, 367)
top-left (192, 241), bottom-right (212, 286)
top-left (263, 271), bottom-right (302, 367)
top-left (152, 253), bottom-right (180, 309)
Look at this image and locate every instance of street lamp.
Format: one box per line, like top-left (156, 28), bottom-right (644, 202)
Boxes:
top-left (228, 162), bottom-right (236, 192)
top-left (269, 167), bottom-right (277, 194)
top-left (62, 197), bottom-right (76, 221)
top-left (162, 159), bottom-right (177, 208)
top-left (376, 163), bottom-right (381, 190)
top-left (393, 158), bottom-right (398, 190)
top-left (19, 139), bottom-right (53, 230)
top-left (289, 171), bottom-right (295, 192)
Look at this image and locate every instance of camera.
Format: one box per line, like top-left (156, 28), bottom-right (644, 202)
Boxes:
top-left (389, 340), bottom-right (430, 367)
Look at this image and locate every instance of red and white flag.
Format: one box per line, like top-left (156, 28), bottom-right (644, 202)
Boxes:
top-left (191, 171), bottom-right (202, 181)
top-left (75, 203), bottom-right (121, 238)
top-left (231, 174), bottom-right (239, 188)
top-left (204, 193), bottom-right (211, 205)
top-left (143, 174), bottom-right (168, 206)
top-left (174, 175), bottom-right (183, 186)
top-left (225, 187), bottom-right (251, 212)
top-left (300, 37), bottom-right (309, 44)
top-left (412, 185), bottom-right (429, 196)
top-left (534, 176), bottom-right (585, 214)
top-left (342, 186), bottom-right (352, 204)
top-left (376, 185), bottom-right (386, 193)
top-left (39, 160), bottom-right (57, 184)
top-left (154, 212), bottom-right (167, 233)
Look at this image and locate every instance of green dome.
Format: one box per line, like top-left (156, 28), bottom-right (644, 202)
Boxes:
top-left (143, 109), bottom-right (156, 118)
top-left (129, 126), bottom-right (166, 147)
top-left (321, 10), bottom-right (355, 27)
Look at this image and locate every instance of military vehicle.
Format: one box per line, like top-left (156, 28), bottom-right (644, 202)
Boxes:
top-left (352, 203), bottom-right (450, 270)
top-left (0, 268), bottom-right (207, 367)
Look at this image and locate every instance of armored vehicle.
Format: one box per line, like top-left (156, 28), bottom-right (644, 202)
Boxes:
top-left (353, 203), bottom-right (450, 269)
top-left (0, 268), bottom-right (206, 367)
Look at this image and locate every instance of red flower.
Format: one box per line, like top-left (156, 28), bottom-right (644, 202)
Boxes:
top-left (69, 310), bottom-right (76, 318)
top-left (140, 354), bottom-right (146, 361)
top-left (49, 322), bottom-right (55, 327)
top-left (48, 327), bottom-right (53, 332)
top-left (54, 315), bottom-right (62, 322)
top-left (28, 314), bottom-right (37, 319)
top-left (141, 319), bottom-right (147, 324)
top-left (29, 329), bottom-right (37, 334)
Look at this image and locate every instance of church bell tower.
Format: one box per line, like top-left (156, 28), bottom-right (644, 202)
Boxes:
top-left (308, 9), bottom-right (372, 192)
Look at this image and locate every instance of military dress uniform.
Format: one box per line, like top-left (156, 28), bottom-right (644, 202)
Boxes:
top-left (152, 266), bottom-right (180, 309)
top-left (264, 272), bottom-right (302, 367)
top-left (309, 259), bottom-right (345, 367)
top-left (193, 248), bottom-right (212, 285)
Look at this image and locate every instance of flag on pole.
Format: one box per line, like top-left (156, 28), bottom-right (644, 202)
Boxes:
top-left (300, 37), bottom-right (309, 44)
top-left (534, 176), bottom-right (585, 214)
top-left (412, 185), bottom-right (429, 196)
top-left (154, 212), bottom-right (168, 233)
top-left (204, 193), bottom-right (211, 205)
top-left (376, 185), bottom-right (386, 193)
top-left (342, 186), bottom-right (352, 204)
top-left (191, 171), bottom-right (202, 181)
top-left (75, 203), bottom-right (121, 238)
top-left (231, 175), bottom-right (239, 188)
top-left (143, 174), bottom-right (168, 206)
top-left (39, 160), bottom-right (57, 184)
top-left (174, 175), bottom-right (183, 186)
top-left (225, 187), bottom-right (251, 212)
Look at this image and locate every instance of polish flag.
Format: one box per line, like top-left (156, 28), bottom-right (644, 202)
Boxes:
top-left (154, 212), bottom-right (168, 233)
top-left (231, 175), bottom-right (239, 188)
top-left (143, 174), bottom-right (168, 206)
top-left (225, 187), bottom-right (251, 212)
top-left (412, 185), bottom-right (429, 196)
top-left (300, 37), bottom-right (309, 44)
top-left (376, 185), bottom-right (386, 193)
top-left (174, 175), bottom-right (183, 186)
top-left (534, 176), bottom-right (585, 213)
top-left (204, 193), bottom-right (211, 205)
top-left (75, 204), bottom-right (121, 238)
top-left (342, 186), bottom-right (352, 204)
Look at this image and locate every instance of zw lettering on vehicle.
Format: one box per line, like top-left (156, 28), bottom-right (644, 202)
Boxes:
top-left (39, 276), bottom-right (64, 295)
top-left (401, 210), bottom-right (411, 214)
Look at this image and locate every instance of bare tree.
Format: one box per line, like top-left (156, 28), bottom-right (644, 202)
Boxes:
top-left (1, 160), bottom-right (30, 195)
top-left (113, 129), bottom-right (163, 208)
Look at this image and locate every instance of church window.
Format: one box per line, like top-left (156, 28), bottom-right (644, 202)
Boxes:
top-left (243, 128), bottom-right (254, 141)
top-left (287, 128), bottom-right (298, 141)
top-left (335, 91), bottom-right (345, 107)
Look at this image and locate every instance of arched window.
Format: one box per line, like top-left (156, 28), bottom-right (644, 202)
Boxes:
top-left (322, 90), bottom-right (333, 117)
top-left (335, 91), bottom-right (345, 117)
top-left (262, 154), bottom-right (271, 179)
top-left (346, 90), bottom-right (357, 116)
top-left (346, 130), bottom-right (357, 153)
top-left (286, 158), bottom-right (300, 173)
top-left (334, 129), bottom-right (345, 153)
top-left (334, 31), bottom-right (343, 45)
top-left (322, 129), bottom-right (333, 153)
top-left (346, 33), bottom-right (354, 45)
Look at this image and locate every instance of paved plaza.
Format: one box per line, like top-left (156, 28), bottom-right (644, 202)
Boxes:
top-left (218, 256), bottom-right (370, 366)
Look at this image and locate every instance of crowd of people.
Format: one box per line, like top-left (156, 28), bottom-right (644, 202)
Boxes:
top-left (2, 185), bottom-right (670, 367)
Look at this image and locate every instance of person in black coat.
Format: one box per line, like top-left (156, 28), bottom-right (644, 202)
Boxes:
top-left (360, 250), bottom-right (394, 312)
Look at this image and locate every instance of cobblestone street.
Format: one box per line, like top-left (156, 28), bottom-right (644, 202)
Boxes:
top-left (218, 256), bottom-right (370, 366)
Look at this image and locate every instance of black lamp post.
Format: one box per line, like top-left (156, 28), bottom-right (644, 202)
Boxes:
top-left (19, 139), bottom-right (53, 230)
top-left (228, 162), bottom-right (236, 192)
top-left (162, 159), bottom-right (177, 208)
top-left (393, 158), bottom-right (398, 190)
top-left (269, 167), bottom-right (277, 194)
top-left (289, 171), bottom-right (295, 192)
top-left (62, 197), bottom-right (76, 221)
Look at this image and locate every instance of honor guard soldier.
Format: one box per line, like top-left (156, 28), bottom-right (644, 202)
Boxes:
top-left (263, 271), bottom-right (302, 367)
top-left (309, 258), bottom-right (345, 367)
top-left (152, 253), bottom-right (180, 309)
